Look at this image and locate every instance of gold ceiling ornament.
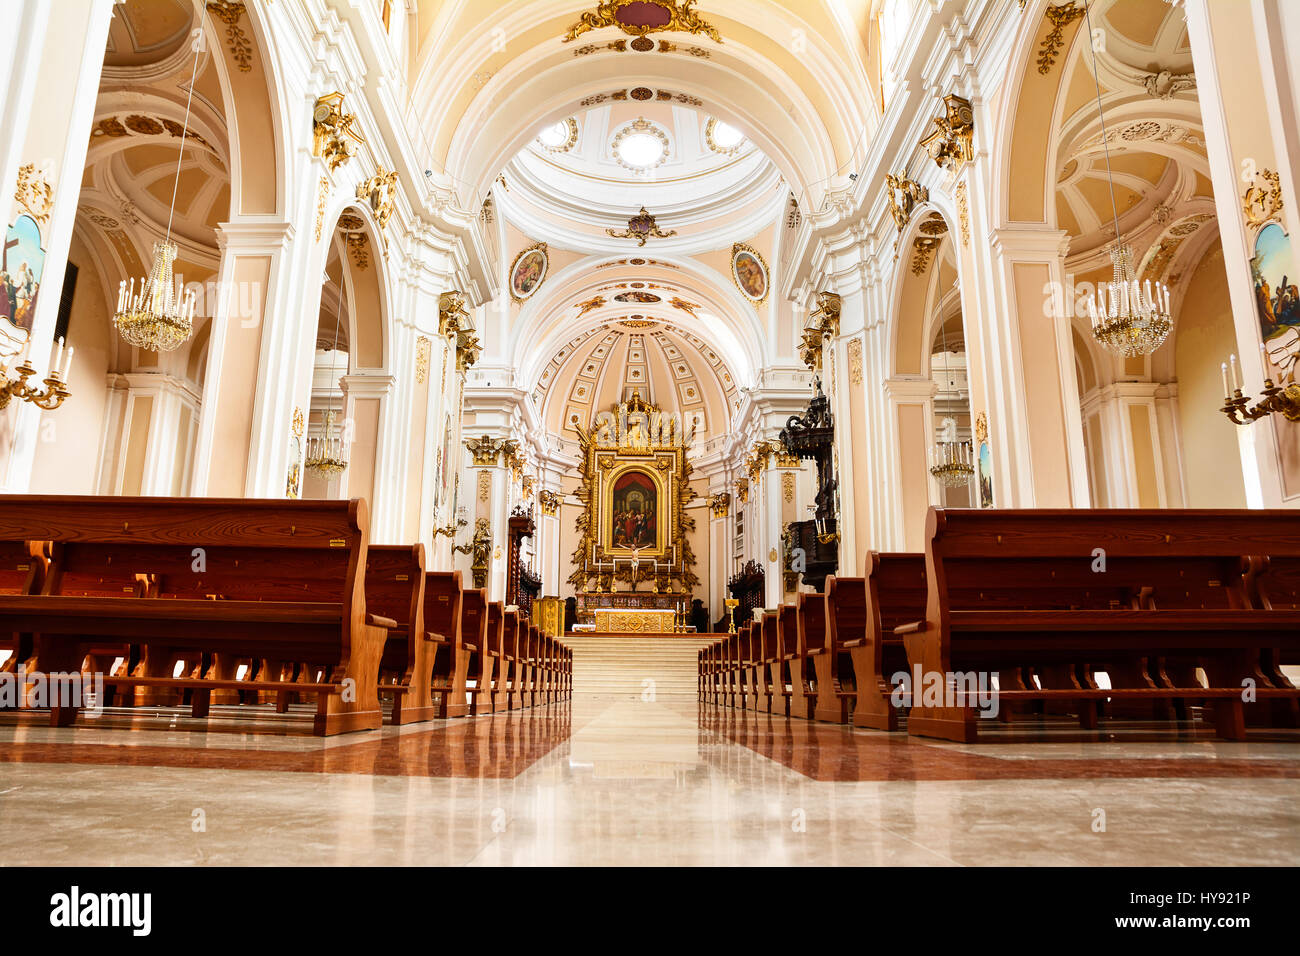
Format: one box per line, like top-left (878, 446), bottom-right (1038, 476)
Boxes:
top-left (735, 476), bottom-right (749, 504)
top-left (911, 235), bottom-right (941, 276)
top-left (337, 215), bottom-right (370, 269)
top-left (975, 411), bottom-right (989, 446)
top-left (13, 163), bottom-right (53, 224)
top-left (465, 435), bottom-right (505, 466)
top-left (800, 291), bottom-right (841, 373)
top-left (562, 1), bottom-right (723, 45)
top-left (415, 336), bottom-right (431, 385)
top-left (955, 181), bottom-right (971, 247)
top-left (704, 117), bottom-right (742, 155)
top-left (0, 336), bottom-right (72, 411)
top-left (918, 94), bottom-right (974, 174)
top-left (438, 291), bottom-right (469, 336)
top-left (708, 492), bottom-right (730, 517)
top-left (575, 295), bottom-right (606, 318)
top-left (522, 475), bottom-right (535, 499)
top-left (1037, 4), bottom-right (1085, 75)
top-left (314, 176), bottom-right (330, 241)
top-left (356, 168), bottom-right (399, 231)
top-left (291, 406), bottom-right (305, 437)
top-left (885, 174), bottom-right (928, 234)
top-left (669, 296), bottom-right (701, 317)
top-left (501, 440), bottom-right (523, 481)
top-left (776, 450), bottom-right (800, 469)
top-left (205, 2), bottom-right (252, 72)
top-left (607, 206), bottom-right (676, 245)
top-left (539, 489), bottom-right (562, 516)
top-left (440, 290), bottom-right (482, 372)
top-left (1243, 168), bottom-right (1284, 230)
top-left (312, 92), bottom-right (364, 172)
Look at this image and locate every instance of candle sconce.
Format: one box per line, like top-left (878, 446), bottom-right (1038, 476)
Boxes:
top-left (1220, 348), bottom-right (1300, 426)
top-left (0, 337), bottom-right (73, 411)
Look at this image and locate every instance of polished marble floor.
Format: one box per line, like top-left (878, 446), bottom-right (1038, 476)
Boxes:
top-left (1, 696), bottom-right (1297, 866)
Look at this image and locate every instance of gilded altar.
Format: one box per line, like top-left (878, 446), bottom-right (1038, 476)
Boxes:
top-left (593, 608), bottom-right (678, 633)
top-left (567, 391), bottom-right (701, 601)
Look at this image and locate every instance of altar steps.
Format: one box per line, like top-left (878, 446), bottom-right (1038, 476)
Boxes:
top-left (564, 634), bottom-right (716, 699)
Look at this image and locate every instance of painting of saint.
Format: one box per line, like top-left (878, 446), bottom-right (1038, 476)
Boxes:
top-left (731, 245), bottom-right (767, 302)
top-left (510, 244), bottom-right (548, 301)
top-left (614, 290), bottom-right (661, 303)
top-left (1, 214), bottom-right (45, 333)
top-left (977, 442), bottom-right (993, 509)
top-left (1253, 223), bottom-right (1300, 384)
top-left (610, 470), bottom-right (658, 550)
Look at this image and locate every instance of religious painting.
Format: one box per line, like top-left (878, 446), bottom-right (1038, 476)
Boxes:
top-left (731, 243), bottom-right (768, 303)
top-left (509, 242), bottom-right (548, 302)
top-left (1253, 223), bottom-right (1300, 383)
top-left (609, 469), bottom-right (659, 550)
top-left (1, 214), bottom-right (46, 334)
top-left (975, 412), bottom-right (993, 509)
top-left (1252, 223), bottom-right (1300, 499)
top-left (614, 290), bottom-right (660, 303)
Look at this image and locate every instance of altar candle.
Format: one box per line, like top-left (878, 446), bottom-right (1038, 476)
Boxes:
top-left (1222, 362), bottom-right (1231, 398)
top-left (60, 346), bottom-right (74, 380)
top-left (1230, 353), bottom-right (1241, 390)
top-left (51, 337), bottom-right (64, 375)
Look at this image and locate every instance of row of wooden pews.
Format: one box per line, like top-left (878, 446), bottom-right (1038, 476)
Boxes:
top-left (700, 508), bottom-right (1300, 741)
top-left (0, 495), bottom-right (569, 735)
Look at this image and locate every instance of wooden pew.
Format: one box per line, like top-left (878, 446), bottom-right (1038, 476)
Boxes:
top-left (764, 608), bottom-right (790, 717)
top-left (425, 570), bottom-right (470, 718)
top-left (848, 553), bottom-right (925, 731)
top-left (778, 603), bottom-right (815, 720)
top-left (0, 541), bottom-right (46, 679)
top-left (905, 508), bottom-right (1300, 742)
top-left (460, 591), bottom-right (495, 715)
top-left (739, 621), bottom-right (760, 710)
top-left (0, 495), bottom-right (393, 735)
top-left (499, 607), bottom-right (521, 710)
top-left (1245, 555), bottom-right (1300, 726)
top-left (808, 576), bottom-right (859, 723)
top-left (366, 544), bottom-right (439, 725)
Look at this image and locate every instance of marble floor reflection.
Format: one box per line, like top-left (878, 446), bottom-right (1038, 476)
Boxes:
top-left (1, 696), bottom-right (1297, 865)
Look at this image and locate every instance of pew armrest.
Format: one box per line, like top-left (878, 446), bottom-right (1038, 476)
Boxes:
top-left (367, 613), bottom-right (399, 629)
top-left (893, 620), bottom-right (926, 635)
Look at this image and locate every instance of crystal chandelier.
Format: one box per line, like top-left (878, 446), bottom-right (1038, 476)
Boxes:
top-left (305, 409), bottom-right (349, 476)
top-left (113, 241), bottom-right (197, 352)
top-left (930, 441), bottom-right (974, 487)
top-left (1081, 0), bottom-right (1174, 358)
top-left (112, 40), bottom-right (202, 353)
top-left (305, 267), bottom-right (350, 478)
top-left (928, 314), bottom-right (973, 488)
top-left (1085, 244), bottom-right (1172, 358)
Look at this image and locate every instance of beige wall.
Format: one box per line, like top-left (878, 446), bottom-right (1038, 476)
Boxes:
top-left (1174, 246), bottom-right (1247, 507)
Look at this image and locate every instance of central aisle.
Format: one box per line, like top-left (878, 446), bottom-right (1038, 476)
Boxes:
top-left (2, 692), bottom-right (1296, 866)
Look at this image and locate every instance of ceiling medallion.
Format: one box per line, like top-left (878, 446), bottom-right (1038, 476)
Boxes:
top-left (704, 117), bottom-right (745, 155)
top-left (537, 117), bottom-right (579, 152)
top-left (562, 1), bottom-right (723, 45)
top-left (607, 207), bottom-right (677, 246)
top-left (611, 117), bottom-right (670, 171)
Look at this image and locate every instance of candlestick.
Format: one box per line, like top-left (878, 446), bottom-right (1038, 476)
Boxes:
top-left (1230, 353), bottom-right (1241, 391)
top-left (1221, 362), bottom-right (1231, 399)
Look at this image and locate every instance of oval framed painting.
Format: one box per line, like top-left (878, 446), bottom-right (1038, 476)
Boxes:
top-left (510, 242), bottom-right (548, 302)
top-left (731, 243), bottom-right (768, 304)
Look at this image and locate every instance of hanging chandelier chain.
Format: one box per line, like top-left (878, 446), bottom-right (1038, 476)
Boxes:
top-left (165, 39), bottom-right (203, 247)
top-left (1081, 0), bottom-right (1124, 249)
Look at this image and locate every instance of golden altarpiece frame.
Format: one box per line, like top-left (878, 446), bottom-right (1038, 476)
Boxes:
top-left (567, 392), bottom-right (700, 630)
